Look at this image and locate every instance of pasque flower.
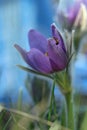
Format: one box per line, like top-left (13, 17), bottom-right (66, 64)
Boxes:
top-left (14, 24), bottom-right (68, 74)
top-left (56, 0), bottom-right (87, 30)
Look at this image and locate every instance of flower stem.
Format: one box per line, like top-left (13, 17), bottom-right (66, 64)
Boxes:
top-left (61, 99), bottom-right (67, 128)
top-left (48, 79), bottom-right (55, 120)
top-left (65, 91), bottom-right (75, 130)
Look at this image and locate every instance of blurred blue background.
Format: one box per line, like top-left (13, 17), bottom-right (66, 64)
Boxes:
top-left (0, 0), bottom-right (53, 105)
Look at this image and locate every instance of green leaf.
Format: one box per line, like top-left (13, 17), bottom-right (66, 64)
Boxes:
top-left (17, 65), bottom-right (53, 79)
top-left (49, 121), bottom-right (70, 130)
top-left (3, 116), bottom-right (12, 130)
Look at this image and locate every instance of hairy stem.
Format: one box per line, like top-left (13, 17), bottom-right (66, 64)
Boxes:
top-left (65, 91), bottom-right (75, 130)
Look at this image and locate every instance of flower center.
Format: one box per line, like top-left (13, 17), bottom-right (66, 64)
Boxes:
top-left (53, 37), bottom-right (59, 45)
top-left (45, 52), bottom-right (48, 56)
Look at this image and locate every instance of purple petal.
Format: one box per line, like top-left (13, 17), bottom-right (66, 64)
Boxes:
top-left (67, 1), bottom-right (80, 22)
top-left (83, 0), bottom-right (87, 5)
top-left (14, 44), bottom-right (31, 65)
top-left (47, 39), bottom-right (68, 71)
top-left (14, 44), bottom-right (53, 74)
top-left (26, 48), bottom-right (53, 74)
top-left (28, 29), bottom-right (47, 53)
top-left (51, 23), bottom-right (66, 53)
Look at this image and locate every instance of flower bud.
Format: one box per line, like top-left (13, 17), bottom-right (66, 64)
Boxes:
top-left (55, 0), bottom-right (87, 31)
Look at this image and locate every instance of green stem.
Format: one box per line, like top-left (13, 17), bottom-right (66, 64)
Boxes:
top-left (48, 79), bottom-right (55, 120)
top-left (61, 99), bottom-right (67, 128)
top-left (65, 91), bottom-right (75, 130)
top-left (53, 97), bottom-right (57, 118)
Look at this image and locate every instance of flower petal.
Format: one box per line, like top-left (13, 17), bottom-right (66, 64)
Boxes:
top-left (28, 29), bottom-right (47, 53)
top-left (14, 44), bottom-right (30, 65)
top-left (14, 44), bottom-right (52, 73)
top-left (26, 48), bottom-right (53, 74)
top-left (51, 23), bottom-right (66, 53)
top-left (47, 39), bottom-right (68, 71)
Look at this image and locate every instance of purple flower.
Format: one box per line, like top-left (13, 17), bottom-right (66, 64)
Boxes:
top-left (14, 24), bottom-right (68, 74)
top-left (57, 0), bottom-right (87, 30)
